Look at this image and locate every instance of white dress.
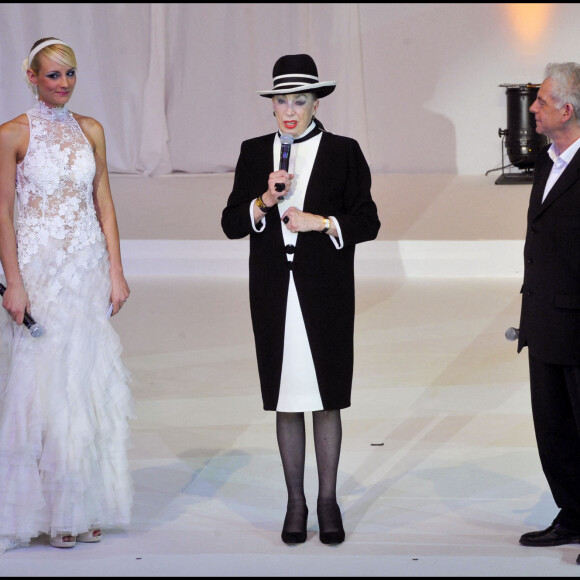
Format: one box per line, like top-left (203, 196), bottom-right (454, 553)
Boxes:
top-left (0, 101), bottom-right (133, 554)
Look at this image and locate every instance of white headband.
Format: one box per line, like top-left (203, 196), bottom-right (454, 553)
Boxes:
top-left (27, 39), bottom-right (70, 67)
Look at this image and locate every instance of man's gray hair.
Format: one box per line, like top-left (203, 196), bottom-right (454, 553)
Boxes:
top-left (545, 62), bottom-right (580, 116)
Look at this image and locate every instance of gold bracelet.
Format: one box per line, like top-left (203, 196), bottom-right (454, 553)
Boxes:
top-left (256, 196), bottom-right (271, 213)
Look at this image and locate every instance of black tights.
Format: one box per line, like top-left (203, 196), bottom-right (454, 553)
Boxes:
top-left (276, 410), bottom-right (343, 537)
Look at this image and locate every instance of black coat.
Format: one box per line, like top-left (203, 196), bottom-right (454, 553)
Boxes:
top-left (518, 144), bottom-right (580, 364)
top-left (221, 131), bottom-right (381, 410)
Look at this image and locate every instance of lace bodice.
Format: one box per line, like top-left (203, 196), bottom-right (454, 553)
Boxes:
top-left (15, 101), bottom-right (103, 269)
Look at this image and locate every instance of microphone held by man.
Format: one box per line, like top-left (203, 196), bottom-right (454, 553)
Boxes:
top-left (505, 327), bottom-right (519, 341)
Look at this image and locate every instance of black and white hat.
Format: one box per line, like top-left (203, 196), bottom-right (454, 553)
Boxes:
top-left (258, 54), bottom-right (337, 98)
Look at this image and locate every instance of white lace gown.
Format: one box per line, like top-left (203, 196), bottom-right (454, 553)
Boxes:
top-left (0, 102), bottom-right (134, 554)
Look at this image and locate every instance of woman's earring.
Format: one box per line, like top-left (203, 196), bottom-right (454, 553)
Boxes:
top-left (273, 112), bottom-right (276, 117)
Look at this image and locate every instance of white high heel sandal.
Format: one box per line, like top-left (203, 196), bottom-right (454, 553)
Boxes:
top-left (49, 533), bottom-right (76, 548)
top-left (76, 529), bottom-right (102, 543)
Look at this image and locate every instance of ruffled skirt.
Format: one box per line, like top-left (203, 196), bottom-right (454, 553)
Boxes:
top-left (0, 238), bottom-right (134, 554)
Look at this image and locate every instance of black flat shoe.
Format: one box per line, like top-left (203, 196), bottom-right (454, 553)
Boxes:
top-left (281, 505), bottom-right (308, 544)
top-left (519, 524), bottom-right (580, 547)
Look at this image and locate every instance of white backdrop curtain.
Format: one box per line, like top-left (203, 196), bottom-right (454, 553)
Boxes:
top-left (0, 3), bottom-right (369, 176)
top-left (1, 3), bottom-right (579, 176)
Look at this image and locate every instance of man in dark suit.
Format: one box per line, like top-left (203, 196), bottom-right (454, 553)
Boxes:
top-left (517, 62), bottom-right (580, 547)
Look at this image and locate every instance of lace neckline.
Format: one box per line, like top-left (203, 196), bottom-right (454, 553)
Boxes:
top-left (33, 100), bottom-right (71, 122)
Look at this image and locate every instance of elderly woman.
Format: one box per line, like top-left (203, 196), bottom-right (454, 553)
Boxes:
top-left (222, 53), bottom-right (380, 545)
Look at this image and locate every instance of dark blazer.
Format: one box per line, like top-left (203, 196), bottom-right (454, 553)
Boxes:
top-left (518, 144), bottom-right (580, 365)
top-left (222, 131), bottom-right (381, 410)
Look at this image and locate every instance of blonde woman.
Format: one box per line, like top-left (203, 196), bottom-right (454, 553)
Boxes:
top-left (0, 37), bottom-right (133, 553)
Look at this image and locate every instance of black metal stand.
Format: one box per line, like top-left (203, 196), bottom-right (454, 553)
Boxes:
top-left (495, 170), bottom-right (534, 184)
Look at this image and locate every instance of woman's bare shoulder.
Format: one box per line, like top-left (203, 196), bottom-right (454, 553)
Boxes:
top-left (73, 113), bottom-right (105, 149)
top-left (73, 113), bottom-right (103, 134)
top-left (0, 114), bottom-right (29, 145)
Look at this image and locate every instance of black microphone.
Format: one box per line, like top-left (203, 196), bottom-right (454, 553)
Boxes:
top-left (0, 283), bottom-right (45, 337)
top-left (275, 133), bottom-right (294, 198)
top-left (505, 327), bottom-right (519, 341)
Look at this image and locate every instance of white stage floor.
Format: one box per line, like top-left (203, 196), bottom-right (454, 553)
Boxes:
top-left (1, 274), bottom-right (579, 577)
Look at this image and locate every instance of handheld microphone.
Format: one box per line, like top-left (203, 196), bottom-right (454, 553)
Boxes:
top-left (505, 327), bottom-right (519, 341)
top-left (275, 133), bottom-right (294, 198)
top-left (0, 283), bottom-right (45, 337)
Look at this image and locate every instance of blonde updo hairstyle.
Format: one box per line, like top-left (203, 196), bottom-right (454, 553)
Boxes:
top-left (23, 37), bottom-right (77, 94)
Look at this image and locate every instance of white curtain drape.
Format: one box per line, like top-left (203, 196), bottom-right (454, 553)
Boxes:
top-left (0, 3), bottom-right (371, 176)
top-left (137, 3), bottom-right (171, 175)
top-left (164, 3), bottom-right (370, 173)
top-left (2, 3), bottom-right (575, 176)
